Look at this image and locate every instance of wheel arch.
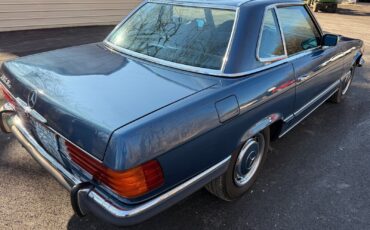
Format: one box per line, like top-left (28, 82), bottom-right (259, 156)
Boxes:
top-left (237, 113), bottom-right (284, 145)
top-left (352, 50), bottom-right (363, 67)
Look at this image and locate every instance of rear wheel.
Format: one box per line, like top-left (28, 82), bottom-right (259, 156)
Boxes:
top-left (341, 68), bottom-right (355, 96)
top-left (205, 129), bottom-right (270, 201)
top-left (330, 67), bottom-right (355, 103)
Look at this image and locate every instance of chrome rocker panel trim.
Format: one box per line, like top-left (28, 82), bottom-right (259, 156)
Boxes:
top-left (279, 80), bottom-right (340, 138)
top-left (0, 103), bottom-right (230, 226)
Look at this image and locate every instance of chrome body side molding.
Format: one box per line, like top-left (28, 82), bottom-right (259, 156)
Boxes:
top-left (279, 80), bottom-right (340, 138)
top-left (294, 80), bottom-right (340, 117)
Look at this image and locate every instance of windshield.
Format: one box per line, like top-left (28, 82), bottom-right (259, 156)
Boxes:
top-left (107, 3), bottom-right (236, 70)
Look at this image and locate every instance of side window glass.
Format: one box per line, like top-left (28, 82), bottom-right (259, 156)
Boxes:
top-left (258, 9), bottom-right (285, 60)
top-left (277, 6), bottom-right (321, 55)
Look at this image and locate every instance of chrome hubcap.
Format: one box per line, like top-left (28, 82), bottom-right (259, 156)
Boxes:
top-left (234, 133), bottom-right (265, 187)
top-left (342, 70), bottom-right (353, 95)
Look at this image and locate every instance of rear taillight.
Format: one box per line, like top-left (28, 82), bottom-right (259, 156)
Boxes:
top-left (0, 84), bottom-right (16, 107)
top-left (64, 140), bottom-right (164, 198)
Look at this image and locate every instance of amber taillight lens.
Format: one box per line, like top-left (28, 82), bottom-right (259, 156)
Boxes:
top-left (0, 84), bottom-right (16, 107)
top-left (65, 141), bottom-right (164, 198)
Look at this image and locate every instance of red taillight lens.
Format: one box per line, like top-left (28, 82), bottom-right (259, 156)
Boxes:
top-left (0, 84), bottom-right (16, 107)
top-left (65, 141), bottom-right (164, 198)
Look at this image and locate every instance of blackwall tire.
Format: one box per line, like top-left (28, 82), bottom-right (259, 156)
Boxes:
top-left (205, 128), bottom-right (270, 201)
top-left (330, 67), bottom-right (355, 104)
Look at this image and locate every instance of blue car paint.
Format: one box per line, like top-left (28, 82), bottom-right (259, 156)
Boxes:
top-left (103, 62), bottom-right (296, 203)
top-left (1, 43), bottom-right (219, 159)
top-left (0, 0), bottom-right (364, 207)
top-left (224, 1), bottom-right (268, 73)
top-left (292, 47), bottom-right (344, 116)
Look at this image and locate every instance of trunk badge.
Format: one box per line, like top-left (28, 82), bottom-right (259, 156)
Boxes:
top-left (0, 74), bottom-right (11, 88)
top-left (16, 95), bottom-right (47, 124)
top-left (28, 90), bottom-right (38, 109)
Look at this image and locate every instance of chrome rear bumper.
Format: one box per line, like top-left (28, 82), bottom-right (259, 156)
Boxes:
top-left (1, 103), bottom-right (81, 191)
top-left (0, 102), bottom-right (230, 226)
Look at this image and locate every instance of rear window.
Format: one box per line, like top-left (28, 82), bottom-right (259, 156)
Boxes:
top-left (107, 3), bottom-right (236, 70)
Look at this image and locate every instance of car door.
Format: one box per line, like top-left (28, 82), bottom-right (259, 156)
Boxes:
top-left (276, 5), bottom-right (343, 120)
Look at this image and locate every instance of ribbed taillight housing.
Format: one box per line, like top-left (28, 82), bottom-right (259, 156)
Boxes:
top-left (0, 84), bottom-right (16, 107)
top-left (64, 140), bottom-right (164, 198)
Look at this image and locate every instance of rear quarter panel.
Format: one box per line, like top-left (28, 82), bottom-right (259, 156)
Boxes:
top-left (339, 36), bottom-right (364, 70)
top-left (104, 62), bottom-right (295, 203)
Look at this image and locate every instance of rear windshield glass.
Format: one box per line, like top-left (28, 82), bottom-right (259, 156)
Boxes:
top-left (107, 3), bottom-right (236, 70)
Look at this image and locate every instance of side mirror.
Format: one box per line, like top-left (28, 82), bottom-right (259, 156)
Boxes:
top-left (322, 34), bottom-right (338, 46)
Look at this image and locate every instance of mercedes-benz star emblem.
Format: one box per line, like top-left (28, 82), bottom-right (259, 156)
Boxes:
top-left (28, 90), bottom-right (38, 108)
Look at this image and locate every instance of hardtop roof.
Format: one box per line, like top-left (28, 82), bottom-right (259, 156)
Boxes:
top-left (147, 0), bottom-right (251, 8)
top-left (148, 0), bottom-right (303, 8)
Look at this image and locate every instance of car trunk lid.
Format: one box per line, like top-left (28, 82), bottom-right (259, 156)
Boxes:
top-left (1, 43), bottom-right (218, 160)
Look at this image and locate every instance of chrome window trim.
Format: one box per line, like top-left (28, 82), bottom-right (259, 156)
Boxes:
top-left (104, 42), bottom-right (225, 76)
top-left (222, 7), bottom-right (240, 72)
top-left (104, 0), bottom-right (240, 76)
top-left (220, 48), bottom-right (321, 77)
top-left (256, 5), bottom-right (288, 63)
top-left (304, 4), bottom-right (324, 38)
top-left (104, 32), bottom-right (320, 78)
top-left (104, 45), bottom-right (313, 78)
top-left (274, 6), bottom-right (289, 57)
top-left (105, 1), bottom-right (147, 42)
top-left (255, 44), bottom-right (355, 81)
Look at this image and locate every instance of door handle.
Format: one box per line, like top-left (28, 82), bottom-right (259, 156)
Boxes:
top-left (297, 74), bottom-right (310, 83)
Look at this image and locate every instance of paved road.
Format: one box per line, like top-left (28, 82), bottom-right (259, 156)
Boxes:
top-left (1, 5), bottom-right (370, 230)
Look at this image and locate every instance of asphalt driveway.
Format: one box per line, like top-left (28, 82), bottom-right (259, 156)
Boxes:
top-left (0, 4), bottom-right (370, 230)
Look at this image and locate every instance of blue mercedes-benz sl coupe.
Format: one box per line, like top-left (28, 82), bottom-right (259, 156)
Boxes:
top-left (0, 0), bottom-right (364, 226)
